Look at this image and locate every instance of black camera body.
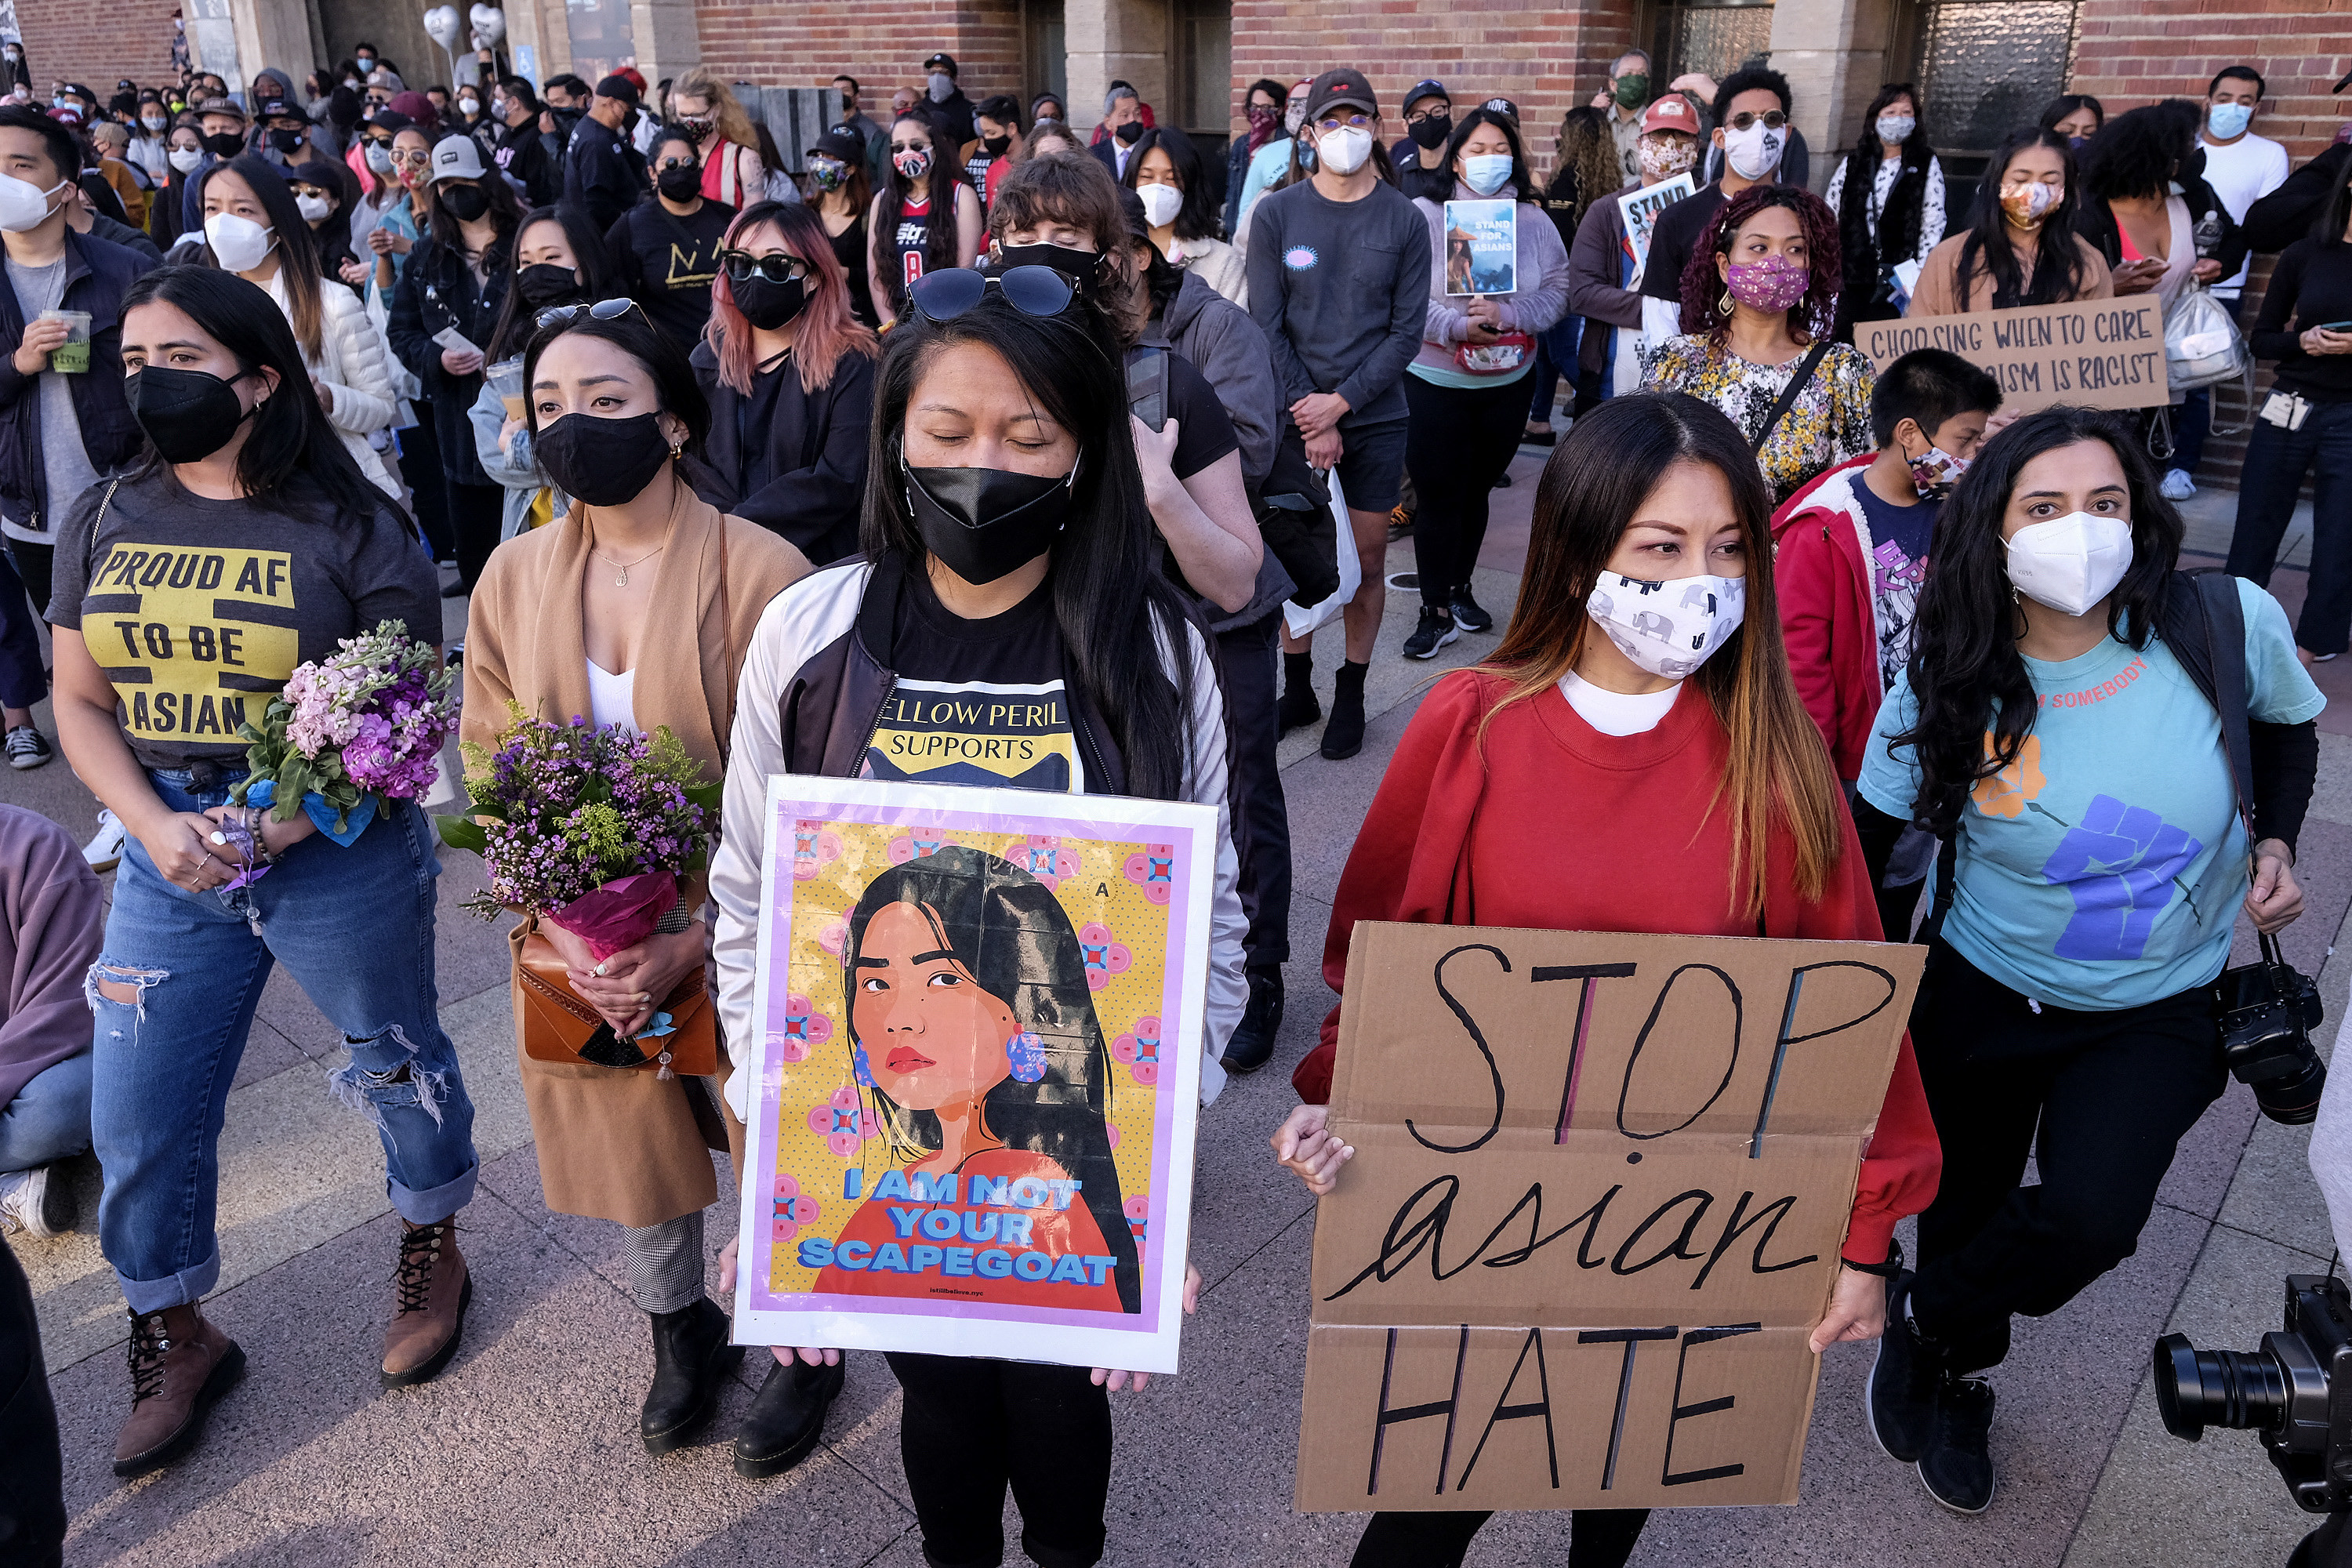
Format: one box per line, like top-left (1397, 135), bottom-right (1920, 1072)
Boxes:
top-left (2157, 1275), bottom-right (2352, 1513)
top-left (2219, 945), bottom-right (2328, 1125)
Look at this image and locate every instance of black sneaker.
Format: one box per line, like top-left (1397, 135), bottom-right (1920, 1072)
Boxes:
top-left (1449, 592), bottom-right (1495, 634)
top-left (1221, 967), bottom-right (1285, 1074)
top-left (1867, 1272), bottom-right (1942, 1464)
top-left (4, 724), bottom-right (51, 769)
top-left (1918, 1376), bottom-right (1997, 1513)
top-left (1403, 607), bottom-right (1459, 660)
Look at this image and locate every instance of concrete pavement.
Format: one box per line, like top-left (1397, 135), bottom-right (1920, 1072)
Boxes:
top-left (9, 447), bottom-right (2351, 1566)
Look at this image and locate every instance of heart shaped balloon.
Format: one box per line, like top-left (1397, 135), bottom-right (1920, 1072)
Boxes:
top-left (469, 5), bottom-right (505, 47)
top-left (422, 5), bottom-right (461, 50)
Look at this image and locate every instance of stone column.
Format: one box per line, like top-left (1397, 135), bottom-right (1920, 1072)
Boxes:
top-left (1768, 0), bottom-right (1896, 189)
top-left (627, 0), bottom-right (699, 87)
top-left (1065, 0), bottom-right (1167, 133)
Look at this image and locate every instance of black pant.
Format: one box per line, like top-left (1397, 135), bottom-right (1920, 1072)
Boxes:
top-left (0, 1238), bottom-right (66, 1568)
top-left (0, 543), bottom-right (44, 710)
top-left (396, 416), bottom-right (457, 564)
top-left (1215, 612), bottom-right (1291, 968)
top-left (2227, 399), bottom-right (2352, 657)
top-left (886, 1352), bottom-right (1112, 1568)
top-left (1907, 938), bottom-right (2225, 1374)
top-left (1352, 1507), bottom-right (1650, 1568)
top-left (448, 479), bottom-right (503, 595)
top-left (1403, 375), bottom-right (1528, 611)
top-left (8, 538), bottom-right (52, 628)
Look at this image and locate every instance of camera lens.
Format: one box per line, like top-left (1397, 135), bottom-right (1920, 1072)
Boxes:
top-left (2154, 1333), bottom-right (2289, 1439)
top-left (2250, 1052), bottom-right (2327, 1126)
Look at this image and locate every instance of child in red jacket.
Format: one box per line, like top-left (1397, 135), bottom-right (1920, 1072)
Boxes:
top-left (1773, 348), bottom-right (2002, 938)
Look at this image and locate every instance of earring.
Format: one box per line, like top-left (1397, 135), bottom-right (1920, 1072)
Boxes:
top-left (668, 443), bottom-right (683, 460)
top-left (851, 1042), bottom-right (875, 1087)
top-left (1004, 1030), bottom-right (1047, 1083)
top-left (1718, 289), bottom-right (1733, 317)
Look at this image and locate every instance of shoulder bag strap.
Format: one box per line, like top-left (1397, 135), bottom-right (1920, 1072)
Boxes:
top-left (1753, 340), bottom-right (1835, 456)
top-left (2194, 568), bottom-right (2287, 963)
top-left (714, 507), bottom-right (736, 770)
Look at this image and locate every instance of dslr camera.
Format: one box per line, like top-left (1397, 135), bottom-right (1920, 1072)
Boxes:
top-left (2158, 1276), bottom-right (2352, 1562)
top-left (2220, 935), bottom-right (2328, 1125)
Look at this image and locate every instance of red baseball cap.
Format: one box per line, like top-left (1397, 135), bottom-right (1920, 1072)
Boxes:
top-left (1641, 96), bottom-right (1700, 136)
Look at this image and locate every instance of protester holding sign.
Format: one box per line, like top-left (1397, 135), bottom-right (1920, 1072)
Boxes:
top-left (1907, 128), bottom-right (2111, 317)
top-left (1566, 96), bottom-right (1700, 407)
top-left (1648, 183), bottom-right (1877, 503)
top-left (1402, 107), bottom-right (1570, 659)
top-left (1275, 392), bottom-right (1939, 1566)
top-left (1853, 407), bottom-right (2321, 1513)
top-left (710, 274), bottom-right (1243, 1568)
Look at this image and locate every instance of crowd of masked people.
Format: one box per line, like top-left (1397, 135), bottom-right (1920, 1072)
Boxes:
top-left (0, 38), bottom-right (2339, 1568)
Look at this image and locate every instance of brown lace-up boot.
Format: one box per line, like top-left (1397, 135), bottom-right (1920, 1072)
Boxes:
top-left (381, 1218), bottom-right (471, 1389)
top-left (112, 1301), bottom-right (244, 1476)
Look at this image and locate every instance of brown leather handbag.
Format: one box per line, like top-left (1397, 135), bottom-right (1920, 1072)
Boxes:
top-left (511, 920), bottom-right (719, 1078)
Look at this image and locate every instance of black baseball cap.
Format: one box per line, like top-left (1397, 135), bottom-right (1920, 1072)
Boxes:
top-left (1403, 79), bottom-right (1449, 112)
top-left (593, 74), bottom-right (640, 107)
top-left (256, 96), bottom-right (296, 119)
top-left (811, 129), bottom-right (866, 164)
top-left (924, 52), bottom-right (957, 75)
top-left (1305, 67), bottom-right (1377, 122)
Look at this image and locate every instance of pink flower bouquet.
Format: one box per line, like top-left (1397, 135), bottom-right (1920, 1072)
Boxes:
top-left (230, 619), bottom-right (455, 842)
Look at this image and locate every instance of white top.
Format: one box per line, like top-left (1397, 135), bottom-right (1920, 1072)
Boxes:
top-left (586, 659), bottom-right (638, 734)
top-left (1559, 671), bottom-right (1682, 735)
top-left (2198, 131), bottom-right (2291, 297)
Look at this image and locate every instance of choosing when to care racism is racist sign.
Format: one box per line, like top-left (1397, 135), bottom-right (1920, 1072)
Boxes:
top-left (1856, 296), bottom-right (2168, 415)
top-left (732, 776), bottom-right (1215, 1374)
top-left (1295, 924), bottom-right (1923, 1513)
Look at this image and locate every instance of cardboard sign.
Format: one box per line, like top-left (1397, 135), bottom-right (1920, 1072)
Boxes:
top-left (731, 776), bottom-right (1215, 1374)
top-left (1294, 923), bottom-right (1922, 1514)
top-left (1619, 173), bottom-right (1695, 290)
top-left (1856, 296), bottom-right (2168, 413)
top-left (1443, 199), bottom-right (1517, 296)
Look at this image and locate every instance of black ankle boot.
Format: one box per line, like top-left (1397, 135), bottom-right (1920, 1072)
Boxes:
top-left (1277, 653), bottom-right (1320, 735)
top-left (641, 1296), bottom-right (742, 1454)
top-left (735, 1354), bottom-right (846, 1479)
top-left (1321, 661), bottom-right (1369, 760)
top-left (1221, 966), bottom-right (1285, 1074)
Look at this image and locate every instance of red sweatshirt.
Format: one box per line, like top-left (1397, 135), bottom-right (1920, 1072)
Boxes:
top-left (1771, 452), bottom-right (1884, 780)
top-left (1292, 669), bottom-right (1940, 1266)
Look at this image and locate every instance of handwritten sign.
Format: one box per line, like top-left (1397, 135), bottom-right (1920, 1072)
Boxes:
top-left (1857, 296), bottom-right (2168, 413)
top-left (1294, 923), bottom-right (1922, 1513)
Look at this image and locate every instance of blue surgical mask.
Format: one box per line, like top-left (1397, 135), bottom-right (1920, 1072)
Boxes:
top-left (2209, 100), bottom-right (2253, 140)
top-left (1461, 153), bottom-right (1513, 195)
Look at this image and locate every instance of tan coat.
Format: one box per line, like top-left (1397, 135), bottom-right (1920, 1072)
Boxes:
top-left (1907, 230), bottom-right (2113, 317)
top-left (462, 485), bottom-right (808, 1227)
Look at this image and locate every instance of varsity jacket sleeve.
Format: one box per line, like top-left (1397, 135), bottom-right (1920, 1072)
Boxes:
top-left (1171, 617), bottom-right (1244, 1109)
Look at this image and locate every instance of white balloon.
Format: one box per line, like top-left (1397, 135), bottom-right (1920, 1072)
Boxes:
top-left (422, 5), bottom-right (462, 49)
top-left (468, 5), bottom-right (506, 46)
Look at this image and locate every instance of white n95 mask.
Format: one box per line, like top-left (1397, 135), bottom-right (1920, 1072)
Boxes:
top-left (1585, 572), bottom-right (1747, 679)
top-left (1136, 183), bottom-right (1183, 228)
top-left (0, 172), bottom-right (64, 233)
top-left (2005, 512), bottom-right (2133, 617)
top-left (204, 212), bottom-right (276, 273)
top-left (1316, 125), bottom-right (1371, 176)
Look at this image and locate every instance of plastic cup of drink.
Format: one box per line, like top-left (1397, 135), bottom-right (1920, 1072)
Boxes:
top-left (485, 356), bottom-right (526, 419)
top-left (43, 310), bottom-right (90, 373)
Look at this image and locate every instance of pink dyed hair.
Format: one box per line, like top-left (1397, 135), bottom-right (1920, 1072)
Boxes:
top-left (706, 200), bottom-right (878, 396)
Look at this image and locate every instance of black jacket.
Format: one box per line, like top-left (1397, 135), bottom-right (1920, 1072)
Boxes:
top-left (2244, 143), bottom-right (2350, 255)
top-left (1835, 144), bottom-right (1935, 332)
top-left (563, 114), bottom-right (638, 232)
top-left (2074, 179), bottom-right (2249, 289)
top-left (0, 229), bottom-right (154, 532)
top-left (388, 234), bottom-right (512, 487)
top-left (493, 116), bottom-right (558, 209)
top-left (689, 337), bottom-right (875, 565)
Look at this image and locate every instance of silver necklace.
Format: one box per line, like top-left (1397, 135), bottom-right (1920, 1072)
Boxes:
top-left (590, 543), bottom-right (663, 587)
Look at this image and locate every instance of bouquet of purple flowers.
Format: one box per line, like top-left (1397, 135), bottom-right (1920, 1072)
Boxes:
top-left (437, 708), bottom-right (721, 957)
top-left (230, 619), bottom-right (455, 842)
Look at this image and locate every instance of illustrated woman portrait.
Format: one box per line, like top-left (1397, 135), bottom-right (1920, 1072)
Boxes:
top-left (811, 846), bottom-right (1142, 1313)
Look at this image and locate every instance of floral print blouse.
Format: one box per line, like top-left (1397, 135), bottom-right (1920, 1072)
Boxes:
top-left (1646, 335), bottom-right (1878, 503)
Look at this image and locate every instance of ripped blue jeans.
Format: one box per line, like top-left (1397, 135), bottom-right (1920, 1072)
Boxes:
top-left (88, 766), bottom-right (479, 1313)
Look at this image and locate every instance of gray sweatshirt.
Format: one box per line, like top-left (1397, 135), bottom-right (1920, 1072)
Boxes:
top-left (1244, 176), bottom-right (1432, 426)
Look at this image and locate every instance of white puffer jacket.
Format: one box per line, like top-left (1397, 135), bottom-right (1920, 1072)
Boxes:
top-left (263, 270), bottom-right (401, 497)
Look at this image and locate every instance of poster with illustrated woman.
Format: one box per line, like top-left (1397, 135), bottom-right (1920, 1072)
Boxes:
top-left (732, 776), bottom-right (1214, 1372)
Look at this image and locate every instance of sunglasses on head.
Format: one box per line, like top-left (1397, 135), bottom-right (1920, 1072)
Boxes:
top-left (909, 264), bottom-right (1076, 322)
top-left (535, 297), bottom-right (648, 331)
top-left (719, 249), bottom-right (811, 285)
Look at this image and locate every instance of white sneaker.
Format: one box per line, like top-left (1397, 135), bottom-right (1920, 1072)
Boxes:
top-left (0, 1163), bottom-right (68, 1238)
top-left (2160, 469), bottom-right (2196, 501)
top-left (83, 808), bottom-right (125, 871)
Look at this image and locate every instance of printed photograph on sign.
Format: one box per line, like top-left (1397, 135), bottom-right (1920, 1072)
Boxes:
top-left (1618, 173), bottom-right (1694, 288)
top-left (733, 776), bottom-right (1214, 1373)
top-left (1443, 198), bottom-right (1518, 296)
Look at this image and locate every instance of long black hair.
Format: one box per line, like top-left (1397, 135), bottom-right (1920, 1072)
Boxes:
top-left (192, 154), bottom-right (328, 361)
top-left (2082, 100), bottom-right (2199, 205)
top-left (862, 291), bottom-right (1200, 801)
top-left (2038, 93), bottom-right (2105, 139)
top-left (521, 305), bottom-right (721, 495)
top-left (1438, 105), bottom-right (1534, 202)
top-left (873, 108), bottom-right (964, 314)
top-left (1952, 127), bottom-right (2087, 308)
top-left (844, 845), bottom-right (1141, 1313)
top-left (422, 139), bottom-right (523, 258)
top-left (1118, 125), bottom-right (1219, 241)
top-left (486, 204), bottom-right (621, 360)
top-left (1893, 406), bottom-right (2183, 834)
top-left (120, 263), bottom-right (412, 532)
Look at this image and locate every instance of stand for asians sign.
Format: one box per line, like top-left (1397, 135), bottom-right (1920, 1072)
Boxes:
top-left (732, 777), bottom-right (1212, 1373)
top-left (1295, 923), bottom-right (1922, 1513)
top-left (1856, 296), bottom-right (2167, 414)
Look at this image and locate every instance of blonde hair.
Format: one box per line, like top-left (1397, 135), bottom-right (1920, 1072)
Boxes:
top-left (673, 67), bottom-right (757, 154)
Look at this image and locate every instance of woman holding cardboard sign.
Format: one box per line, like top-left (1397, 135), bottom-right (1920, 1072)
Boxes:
top-left (1275, 392), bottom-right (1940, 1567)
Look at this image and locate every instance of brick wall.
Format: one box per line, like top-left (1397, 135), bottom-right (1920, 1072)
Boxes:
top-left (1226, 0), bottom-right (1636, 176)
top-left (2071, 5), bottom-right (2352, 488)
top-left (692, 0), bottom-right (1024, 118)
top-left (12, 0), bottom-right (180, 100)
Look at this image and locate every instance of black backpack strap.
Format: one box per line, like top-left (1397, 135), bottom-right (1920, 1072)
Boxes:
top-left (2192, 569), bottom-right (2256, 828)
top-left (1753, 340), bottom-right (1834, 456)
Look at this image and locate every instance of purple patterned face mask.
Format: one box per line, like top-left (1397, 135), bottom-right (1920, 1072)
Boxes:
top-left (1724, 252), bottom-right (1809, 313)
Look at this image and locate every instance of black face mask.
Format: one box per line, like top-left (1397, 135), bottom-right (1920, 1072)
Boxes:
top-left (902, 456), bottom-right (1079, 585)
top-left (536, 411), bottom-right (673, 507)
top-left (656, 164), bottom-right (701, 201)
top-left (515, 263), bottom-right (579, 307)
top-left (732, 273), bottom-right (807, 331)
top-left (267, 127), bottom-right (304, 154)
top-left (202, 131), bottom-right (244, 158)
top-left (1113, 120), bottom-right (1143, 145)
top-left (993, 242), bottom-right (1105, 299)
top-left (129, 365), bottom-right (252, 463)
top-left (1409, 113), bottom-right (1454, 151)
top-left (982, 133), bottom-right (1011, 158)
top-left (441, 183), bottom-right (489, 221)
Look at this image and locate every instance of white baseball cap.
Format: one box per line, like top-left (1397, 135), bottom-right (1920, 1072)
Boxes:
top-left (428, 134), bottom-right (486, 182)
